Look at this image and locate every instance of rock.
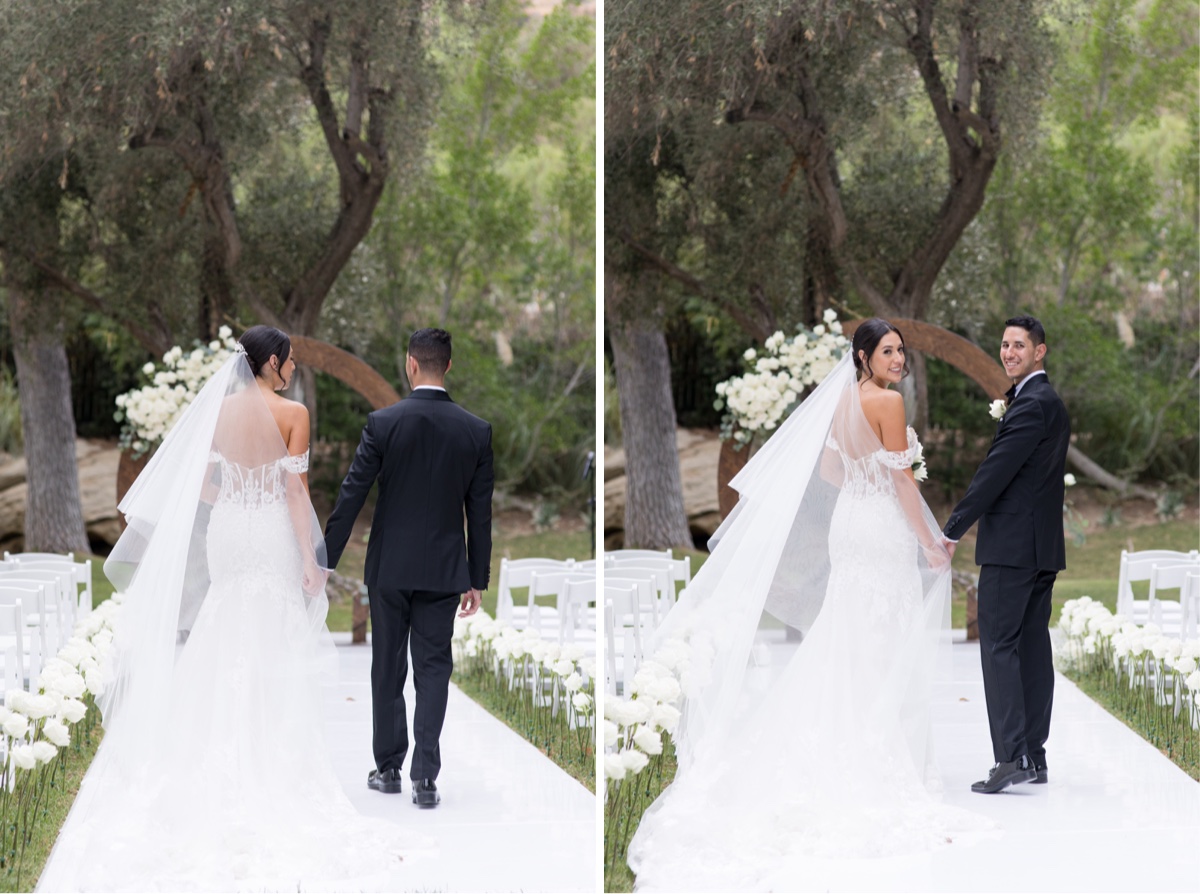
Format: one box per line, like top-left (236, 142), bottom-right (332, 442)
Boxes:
top-left (605, 428), bottom-right (723, 543)
top-left (0, 440), bottom-right (123, 551)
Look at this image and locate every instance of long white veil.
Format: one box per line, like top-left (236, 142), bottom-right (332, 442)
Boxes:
top-left (99, 351), bottom-right (332, 766)
top-left (629, 354), bottom-right (963, 890)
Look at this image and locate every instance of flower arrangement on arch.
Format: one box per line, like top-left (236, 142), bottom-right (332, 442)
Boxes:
top-left (114, 327), bottom-right (239, 457)
top-left (714, 309), bottom-right (850, 449)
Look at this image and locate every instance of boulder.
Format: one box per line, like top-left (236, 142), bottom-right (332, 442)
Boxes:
top-left (0, 440), bottom-right (123, 551)
top-left (605, 428), bottom-right (723, 544)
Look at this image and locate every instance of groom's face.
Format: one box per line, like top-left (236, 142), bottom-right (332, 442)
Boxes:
top-left (1000, 326), bottom-right (1046, 384)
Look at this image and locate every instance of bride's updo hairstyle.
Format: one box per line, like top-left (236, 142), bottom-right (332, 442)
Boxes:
top-left (238, 325), bottom-right (292, 379)
top-left (852, 317), bottom-right (909, 382)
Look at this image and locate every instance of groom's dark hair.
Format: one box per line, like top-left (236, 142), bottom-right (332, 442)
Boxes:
top-left (1005, 315), bottom-right (1046, 348)
top-left (408, 328), bottom-right (452, 375)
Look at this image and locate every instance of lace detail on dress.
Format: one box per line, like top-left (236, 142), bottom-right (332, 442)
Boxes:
top-left (208, 450), bottom-right (308, 510)
top-left (829, 427), bottom-right (917, 498)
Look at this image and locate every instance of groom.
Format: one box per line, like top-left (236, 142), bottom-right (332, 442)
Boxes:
top-left (943, 315), bottom-right (1070, 794)
top-left (324, 327), bottom-right (494, 807)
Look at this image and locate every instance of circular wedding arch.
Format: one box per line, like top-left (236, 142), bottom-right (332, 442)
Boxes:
top-left (716, 317), bottom-right (1008, 519)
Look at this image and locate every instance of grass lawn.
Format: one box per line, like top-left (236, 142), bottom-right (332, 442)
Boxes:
top-left (949, 517), bottom-right (1200, 628)
top-left (2, 721), bottom-right (105, 893)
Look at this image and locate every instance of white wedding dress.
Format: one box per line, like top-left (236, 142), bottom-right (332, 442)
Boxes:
top-left (39, 354), bottom-right (417, 892)
top-left (627, 356), bottom-right (992, 892)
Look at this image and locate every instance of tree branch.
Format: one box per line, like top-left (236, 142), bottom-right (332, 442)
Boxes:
top-left (616, 228), bottom-right (773, 341)
top-left (14, 250), bottom-right (171, 356)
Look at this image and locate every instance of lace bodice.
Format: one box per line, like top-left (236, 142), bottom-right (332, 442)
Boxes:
top-left (209, 450), bottom-right (309, 511)
top-left (830, 427), bottom-right (917, 499)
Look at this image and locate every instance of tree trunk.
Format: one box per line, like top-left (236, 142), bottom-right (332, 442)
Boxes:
top-left (609, 315), bottom-right (694, 550)
top-left (906, 349), bottom-right (931, 437)
top-left (7, 288), bottom-right (89, 554)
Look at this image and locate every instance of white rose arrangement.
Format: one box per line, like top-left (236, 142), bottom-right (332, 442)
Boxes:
top-left (715, 309), bottom-right (850, 449)
top-left (0, 590), bottom-right (123, 874)
top-left (450, 609), bottom-right (595, 768)
top-left (1056, 597), bottom-right (1199, 761)
top-left (115, 326), bottom-right (238, 457)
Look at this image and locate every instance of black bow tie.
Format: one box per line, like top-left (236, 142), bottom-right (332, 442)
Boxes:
top-left (1005, 385), bottom-right (1017, 406)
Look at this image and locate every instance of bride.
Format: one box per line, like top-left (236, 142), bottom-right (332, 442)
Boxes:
top-left (627, 319), bottom-right (991, 892)
top-left (39, 326), bottom-right (412, 892)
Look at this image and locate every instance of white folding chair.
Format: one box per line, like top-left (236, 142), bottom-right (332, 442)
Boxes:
top-left (608, 555), bottom-right (690, 608)
top-left (0, 570), bottom-right (71, 653)
top-left (558, 577), bottom-right (597, 645)
top-left (1116, 549), bottom-right (1200, 620)
top-left (4, 551), bottom-right (75, 563)
top-left (1183, 572), bottom-right (1200, 640)
top-left (0, 584), bottom-right (49, 682)
top-left (0, 602), bottom-right (27, 689)
top-left (604, 569), bottom-right (664, 628)
top-left (605, 582), bottom-right (644, 696)
top-left (15, 558), bottom-right (93, 617)
top-left (1148, 561), bottom-right (1200, 633)
top-left (605, 548), bottom-right (673, 563)
top-left (526, 570), bottom-right (591, 635)
top-left (496, 558), bottom-right (575, 626)
top-left (0, 645), bottom-right (21, 698)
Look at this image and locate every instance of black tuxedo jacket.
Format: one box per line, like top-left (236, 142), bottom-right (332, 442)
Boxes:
top-left (943, 374), bottom-right (1070, 571)
top-left (324, 388), bottom-right (494, 593)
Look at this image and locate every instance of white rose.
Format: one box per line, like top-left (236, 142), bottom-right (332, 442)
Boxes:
top-left (553, 659), bottom-right (575, 677)
top-left (572, 692), bottom-right (592, 713)
top-left (142, 362), bottom-right (156, 376)
top-left (823, 308), bottom-right (837, 324)
top-left (563, 672), bottom-right (584, 692)
top-left (23, 695), bottom-right (58, 720)
top-left (1063, 474), bottom-right (1077, 487)
top-left (604, 754), bottom-right (627, 781)
top-left (11, 745), bottom-right (36, 770)
top-left (43, 718), bottom-right (70, 747)
top-left (632, 727), bottom-right (663, 756)
top-left (603, 720), bottom-right (619, 749)
top-left (743, 348), bottom-right (756, 361)
top-left (3, 714), bottom-right (29, 739)
top-left (620, 749), bottom-right (650, 775)
top-left (1184, 670), bottom-right (1200, 691)
top-left (58, 699), bottom-right (87, 724)
top-left (1173, 656), bottom-right (1197, 676)
top-left (31, 741), bottom-right (57, 764)
top-left (989, 399), bottom-right (1007, 420)
top-left (651, 702), bottom-right (682, 734)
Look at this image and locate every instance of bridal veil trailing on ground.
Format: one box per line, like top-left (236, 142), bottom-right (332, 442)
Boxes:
top-left (627, 355), bottom-right (992, 892)
top-left (39, 352), bottom-right (416, 892)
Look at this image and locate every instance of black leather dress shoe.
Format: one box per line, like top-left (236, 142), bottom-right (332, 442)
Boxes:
top-left (971, 756), bottom-right (1037, 794)
top-left (412, 778), bottom-right (440, 807)
top-left (367, 768), bottom-right (403, 794)
top-left (1032, 762), bottom-right (1048, 784)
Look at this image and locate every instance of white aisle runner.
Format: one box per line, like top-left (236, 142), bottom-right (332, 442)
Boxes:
top-left (744, 632), bottom-right (1200, 893)
top-left (38, 633), bottom-right (595, 892)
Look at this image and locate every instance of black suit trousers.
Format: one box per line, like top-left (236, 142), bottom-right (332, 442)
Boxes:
top-left (977, 565), bottom-right (1056, 764)
top-left (368, 587), bottom-right (459, 781)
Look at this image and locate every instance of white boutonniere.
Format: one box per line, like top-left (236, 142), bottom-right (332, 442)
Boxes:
top-left (988, 399), bottom-right (1007, 420)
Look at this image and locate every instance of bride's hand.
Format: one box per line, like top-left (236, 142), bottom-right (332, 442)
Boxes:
top-left (922, 540), bottom-right (951, 571)
top-left (302, 558), bottom-right (328, 595)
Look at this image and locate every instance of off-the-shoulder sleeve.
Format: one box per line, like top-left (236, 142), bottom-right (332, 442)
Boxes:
top-left (878, 427), bottom-right (918, 470)
top-left (280, 450), bottom-right (310, 473)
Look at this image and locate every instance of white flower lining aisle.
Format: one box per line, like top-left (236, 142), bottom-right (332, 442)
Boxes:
top-left (1055, 596), bottom-right (1200, 769)
top-left (0, 551), bottom-right (107, 890)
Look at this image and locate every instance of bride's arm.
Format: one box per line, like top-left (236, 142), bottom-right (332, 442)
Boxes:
top-left (281, 404), bottom-right (324, 590)
top-left (876, 396), bottom-right (946, 561)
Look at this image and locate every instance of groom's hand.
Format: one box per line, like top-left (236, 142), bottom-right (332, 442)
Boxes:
top-left (942, 536), bottom-right (957, 559)
top-left (459, 588), bottom-right (482, 618)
